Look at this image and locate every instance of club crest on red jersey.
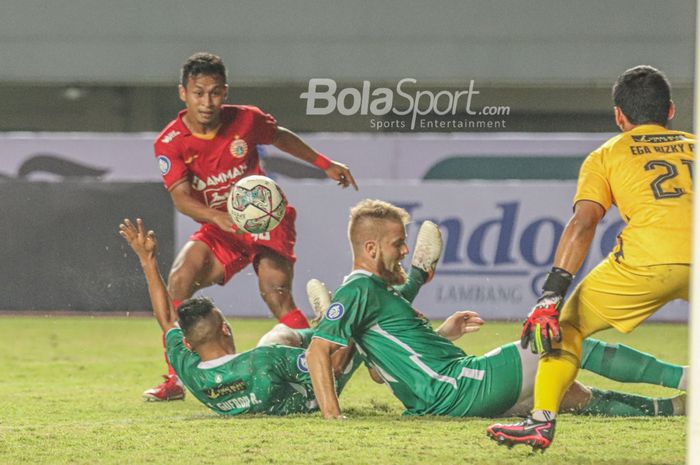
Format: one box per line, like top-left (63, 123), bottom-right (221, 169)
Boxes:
top-left (157, 155), bottom-right (171, 175)
top-left (230, 137), bottom-right (248, 159)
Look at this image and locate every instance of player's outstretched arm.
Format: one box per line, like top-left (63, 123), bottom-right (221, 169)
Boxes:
top-left (307, 337), bottom-right (345, 419)
top-left (551, 200), bottom-right (605, 275)
top-left (436, 311), bottom-right (485, 341)
top-left (169, 181), bottom-right (237, 232)
top-left (272, 127), bottom-right (358, 190)
top-left (118, 218), bottom-right (176, 332)
top-left (521, 200), bottom-right (605, 354)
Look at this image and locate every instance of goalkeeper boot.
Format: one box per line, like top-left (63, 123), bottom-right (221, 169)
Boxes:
top-left (143, 375), bottom-right (185, 402)
top-left (486, 416), bottom-right (556, 452)
top-left (411, 221), bottom-right (443, 282)
top-left (306, 279), bottom-right (332, 326)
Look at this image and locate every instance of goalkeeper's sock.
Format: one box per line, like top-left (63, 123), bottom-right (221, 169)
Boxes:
top-left (533, 349), bottom-right (580, 415)
top-left (279, 308), bottom-right (310, 329)
top-left (580, 339), bottom-right (684, 389)
top-left (580, 388), bottom-right (676, 416)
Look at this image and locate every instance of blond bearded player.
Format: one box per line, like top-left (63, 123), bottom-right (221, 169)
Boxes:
top-left (147, 52), bottom-right (357, 401)
top-left (306, 200), bottom-right (686, 421)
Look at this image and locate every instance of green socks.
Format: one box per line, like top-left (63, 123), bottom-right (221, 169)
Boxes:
top-left (580, 388), bottom-right (677, 417)
top-left (580, 338), bottom-right (684, 389)
top-left (394, 266), bottom-right (427, 303)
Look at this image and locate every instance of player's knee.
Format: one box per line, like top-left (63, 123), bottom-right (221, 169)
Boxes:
top-left (257, 324), bottom-right (301, 347)
top-left (258, 277), bottom-right (293, 304)
top-left (259, 291), bottom-right (293, 315)
top-left (557, 322), bottom-right (585, 360)
top-left (168, 266), bottom-right (201, 299)
top-left (257, 251), bottom-right (291, 276)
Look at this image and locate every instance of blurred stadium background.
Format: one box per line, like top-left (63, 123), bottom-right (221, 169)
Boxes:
top-left (0, 0), bottom-right (693, 321)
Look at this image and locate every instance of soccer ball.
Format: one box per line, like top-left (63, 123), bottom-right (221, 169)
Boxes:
top-left (227, 175), bottom-right (287, 234)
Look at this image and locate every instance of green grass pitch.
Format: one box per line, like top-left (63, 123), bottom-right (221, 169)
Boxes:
top-left (0, 316), bottom-right (687, 464)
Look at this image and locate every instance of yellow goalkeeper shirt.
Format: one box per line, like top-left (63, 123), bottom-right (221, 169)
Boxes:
top-left (574, 124), bottom-right (694, 266)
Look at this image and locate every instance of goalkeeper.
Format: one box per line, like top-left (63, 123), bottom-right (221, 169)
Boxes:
top-left (487, 66), bottom-right (692, 451)
top-left (306, 199), bottom-right (686, 420)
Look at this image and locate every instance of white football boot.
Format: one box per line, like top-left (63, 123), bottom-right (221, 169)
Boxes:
top-left (306, 278), bottom-right (332, 326)
top-left (411, 221), bottom-right (443, 282)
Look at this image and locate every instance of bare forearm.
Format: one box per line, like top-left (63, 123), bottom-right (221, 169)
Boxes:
top-left (272, 127), bottom-right (319, 164)
top-left (307, 343), bottom-right (343, 418)
top-left (273, 127), bottom-right (357, 190)
top-left (140, 258), bottom-right (176, 331)
top-left (553, 219), bottom-right (597, 275)
top-left (436, 323), bottom-right (457, 341)
top-left (172, 191), bottom-right (222, 224)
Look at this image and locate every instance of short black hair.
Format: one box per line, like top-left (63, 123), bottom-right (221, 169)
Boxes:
top-left (177, 297), bottom-right (218, 345)
top-left (612, 65), bottom-right (671, 126)
top-left (180, 52), bottom-right (227, 87)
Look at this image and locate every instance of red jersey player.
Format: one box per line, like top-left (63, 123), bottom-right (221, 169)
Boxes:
top-left (145, 52), bottom-right (357, 401)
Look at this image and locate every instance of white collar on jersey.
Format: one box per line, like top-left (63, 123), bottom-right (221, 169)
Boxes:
top-left (197, 353), bottom-right (239, 369)
top-left (343, 269), bottom-right (373, 283)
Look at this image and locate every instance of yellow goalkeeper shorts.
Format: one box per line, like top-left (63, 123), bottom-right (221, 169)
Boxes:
top-left (559, 255), bottom-right (689, 335)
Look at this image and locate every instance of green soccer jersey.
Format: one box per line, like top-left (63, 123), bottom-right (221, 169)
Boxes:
top-left (314, 271), bottom-right (521, 417)
top-left (165, 328), bottom-right (357, 416)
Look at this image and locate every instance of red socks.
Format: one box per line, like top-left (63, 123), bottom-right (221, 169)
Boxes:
top-left (279, 308), bottom-right (310, 329)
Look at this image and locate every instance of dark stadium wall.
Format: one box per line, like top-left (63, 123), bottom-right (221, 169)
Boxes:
top-left (0, 84), bottom-right (692, 133)
top-left (0, 182), bottom-right (174, 312)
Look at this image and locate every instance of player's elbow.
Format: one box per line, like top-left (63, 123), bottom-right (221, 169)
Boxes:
top-left (306, 340), bottom-right (326, 365)
top-left (271, 127), bottom-right (293, 148)
top-left (569, 215), bottom-right (598, 235)
top-left (170, 195), bottom-right (190, 215)
top-left (570, 201), bottom-right (604, 233)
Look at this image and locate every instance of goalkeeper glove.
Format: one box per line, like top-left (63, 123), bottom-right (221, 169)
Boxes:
top-left (411, 221), bottom-right (443, 282)
top-left (521, 267), bottom-right (573, 354)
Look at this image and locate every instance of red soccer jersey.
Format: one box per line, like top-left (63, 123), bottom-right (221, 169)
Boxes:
top-left (154, 105), bottom-right (278, 211)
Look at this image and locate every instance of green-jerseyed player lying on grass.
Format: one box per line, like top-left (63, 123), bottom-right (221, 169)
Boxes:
top-left (119, 217), bottom-right (361, 416)
top-left (307, 199), bottom-right (686, 420)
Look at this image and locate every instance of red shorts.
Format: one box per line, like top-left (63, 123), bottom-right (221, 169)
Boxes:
top-left (190, 205), bottom-right (297, 284)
